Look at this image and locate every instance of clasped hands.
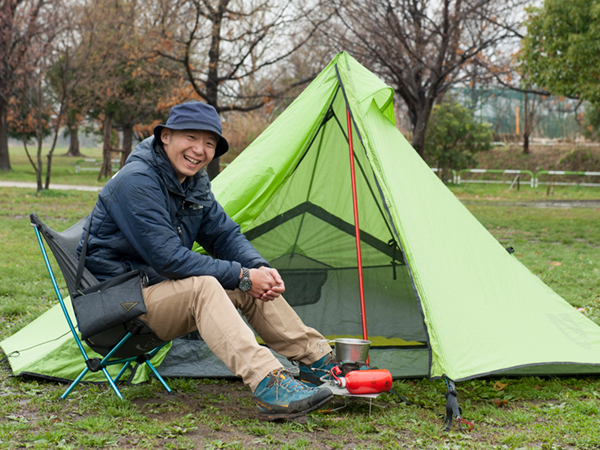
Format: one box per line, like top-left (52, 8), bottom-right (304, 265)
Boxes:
top-left (247, 267), bottom-right (285, 301)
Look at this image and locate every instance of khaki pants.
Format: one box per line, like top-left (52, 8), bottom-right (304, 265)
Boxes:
top-left (139, 276), bottom-right (329, 392)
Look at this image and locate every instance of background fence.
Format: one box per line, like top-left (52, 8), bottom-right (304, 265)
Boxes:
top-left (432, 168), bottom-right (600, 187)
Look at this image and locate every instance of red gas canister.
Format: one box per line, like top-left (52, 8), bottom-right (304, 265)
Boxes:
top-left (332, 367), bottom-right (393, 394)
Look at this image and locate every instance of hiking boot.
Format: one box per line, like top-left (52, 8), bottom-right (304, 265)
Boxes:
top-left (297, 353), bottom-right (337, 387)
top-left (254, 368), bottom-right (332, 420)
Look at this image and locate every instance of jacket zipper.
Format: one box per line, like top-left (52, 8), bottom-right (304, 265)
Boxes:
top-left (177, 200), bottom-right (185, 244)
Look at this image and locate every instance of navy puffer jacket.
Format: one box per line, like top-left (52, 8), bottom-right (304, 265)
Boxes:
top-left (79, 137), bottom-right (268, 289)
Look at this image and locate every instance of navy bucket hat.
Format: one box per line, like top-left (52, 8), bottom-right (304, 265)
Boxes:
top-left (154, 102), bottom-right (229, 157)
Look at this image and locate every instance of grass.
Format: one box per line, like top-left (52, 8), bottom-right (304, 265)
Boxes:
top-left (454, 184), bottom-right (600, 313)
top-left (451, 180), bottom-right (600, 202)
top-left (0, 145), bottom-right (108, 187)
top-left (1, 175), bottom-right (600, 448)
top-left (0, 188), bottom-right (99, 340)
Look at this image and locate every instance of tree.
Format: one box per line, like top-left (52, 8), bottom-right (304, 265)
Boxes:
top-left (424, 101), bottom-right (492, 181)
top-left (326, 0), bottom-right (526, 158)
top-left (581, 103), bottom-right (600, 141)
top-left (79, 0), bottom-right (140, 180)
top-left (46, 8), bottom-right (96, 161)
top-left (69, 0), bottom-right (178, 180)
top-left (520, 0), bottom-right (600, 105)
top-left (112, 66), bottom-right (177, 167)
top-left (149, 0), bottom-right (331, 178)
top-left (0, 0), bottom-right (54, 173)
top-left (8, 77), bottom-right (53, 191)
top-left (520, 91), bottom-right (547, 154)
top-left (63, 109), bottom-right (85, 157)
top-left (5, 0), bottom-right (61, 191)
top-left (42, 3), bottom-right (97, 188)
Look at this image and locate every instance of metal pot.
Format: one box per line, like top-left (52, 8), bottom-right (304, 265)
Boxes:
top-left (334, 338), bottom-right (371, 363)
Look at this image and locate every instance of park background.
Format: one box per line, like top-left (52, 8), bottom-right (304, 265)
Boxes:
top-left (2, 0), bottom-right (600, 187)
top-left (2, 0), bottom-right (600, 449)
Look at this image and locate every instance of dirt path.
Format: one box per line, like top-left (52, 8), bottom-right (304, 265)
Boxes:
top-left (461, 199), bottom-right (600, 208)
top-left (3, 181), bottom-right (599, 208)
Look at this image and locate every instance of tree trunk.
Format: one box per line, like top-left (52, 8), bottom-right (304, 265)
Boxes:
top-left (0, 98), bottom-right (11, 172)
top-left (203, 0), bottom-right (229, 181)
top-left (522, 93), bottom-right (530, 154)
top-left (35, 140), bottom-right (43, 193)
top-left (45, 113), bottom-right (65, 190)
top-left (120, 123), bottom-right (133, 167)
top-left (65, 126), bottom-right (83, 157)
top-left (22, 139), bottom-right (42, 191)
top-left (523, 132), bottom-right (530, 154)
top-left (206, 155), bottom-right (221, 179)
top-left (98, 113), bottom-right (113, 180)
top-left (45, 139), bottom-right (56, 190)
top-left (410, 101), bottom-right (435, 158)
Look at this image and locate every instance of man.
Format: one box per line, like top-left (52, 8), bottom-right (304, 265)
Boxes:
top-left (80, 101), bottom-right (335, 419)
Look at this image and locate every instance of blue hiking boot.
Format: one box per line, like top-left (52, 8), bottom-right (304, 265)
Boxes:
top-left (254, 368), bottom-right (332, 420)
top-left (297, 353), bottom-right (337, 387)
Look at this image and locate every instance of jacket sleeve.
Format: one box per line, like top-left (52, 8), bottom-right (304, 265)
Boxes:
top-left (106, 170), bottom-right (243, 289)
top-left (195, 195), bottom-right (270, 270)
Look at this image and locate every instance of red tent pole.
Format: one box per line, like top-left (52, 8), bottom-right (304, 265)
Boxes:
top-left (346, 108), bottom-right (368, 342)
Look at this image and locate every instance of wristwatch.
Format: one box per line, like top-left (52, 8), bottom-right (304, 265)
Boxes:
top-left (238, 267), bottom-right (252, 292)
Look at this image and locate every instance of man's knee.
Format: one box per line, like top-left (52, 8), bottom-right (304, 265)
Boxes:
top-left (172, 276), bottom-right (228, 308)
top-left (188, 275), bottom-right (223, 293)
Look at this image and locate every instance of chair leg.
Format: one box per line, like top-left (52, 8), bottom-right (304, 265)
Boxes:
top-left (61, 367), bottom-right (90, 400)
top-left (145, 360), bottom-right (172, 393)
top-left (102, 367), bottom-right (124, 400)
top-left (114, 361), bottom-right (132, 383)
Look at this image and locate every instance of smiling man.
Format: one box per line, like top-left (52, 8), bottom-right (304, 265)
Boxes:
top-left (161, 128), bottom-right (217, 182)
top-left (79, 102), bottom-right (334, 419)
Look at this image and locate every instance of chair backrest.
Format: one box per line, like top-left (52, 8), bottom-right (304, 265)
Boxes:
top-left (30, 212), bottom-right (98, 295)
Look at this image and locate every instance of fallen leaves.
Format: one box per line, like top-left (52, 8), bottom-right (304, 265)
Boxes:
top-left (493, 382), bottom-right (508, 391)
top-left (549, 261), bottom-right (562, 270)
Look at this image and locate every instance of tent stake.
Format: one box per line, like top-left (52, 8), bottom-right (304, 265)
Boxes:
top-left (346, 108), bottom-right (368, 343)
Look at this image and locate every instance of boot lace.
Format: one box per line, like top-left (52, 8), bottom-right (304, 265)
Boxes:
top-left (267, 368), bottom-right (313, 400)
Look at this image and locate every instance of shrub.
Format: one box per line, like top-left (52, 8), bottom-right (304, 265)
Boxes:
top-left (424, 101), bottom-right (493, 181)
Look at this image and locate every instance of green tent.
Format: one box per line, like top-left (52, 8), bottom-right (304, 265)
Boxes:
top-left (209, 51), bottom-right (600, 381)
top-left (3, 52), bottom-right (600, 383)
top-left (0, 299), bottom-right (170, 384)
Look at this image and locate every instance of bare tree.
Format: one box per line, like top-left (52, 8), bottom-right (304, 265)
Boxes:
top-left (474, 21), bottom-right (556, 153)
top-left (326, 0), bottom-right (527, 157)
top-left (46, 1), bottom-right (99, 160)
top-left (9, 38), bottom-right (59, 192)
top-left (147, 0), bottom-right (331, 178)
top-left (42, 2), bottom-right (100, 188)
top-left (0, 0), bottom-right (53, 173)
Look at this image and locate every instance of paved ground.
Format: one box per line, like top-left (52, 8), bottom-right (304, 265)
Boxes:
top-left (0, 181), bottom-right (102, 192)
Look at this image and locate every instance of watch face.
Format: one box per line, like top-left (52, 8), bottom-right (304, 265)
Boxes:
top-left (239, 277), bottom-right (252, 292)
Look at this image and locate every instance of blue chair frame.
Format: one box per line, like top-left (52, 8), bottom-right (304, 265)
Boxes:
top-left (31, 213), bottom-right (172, 400)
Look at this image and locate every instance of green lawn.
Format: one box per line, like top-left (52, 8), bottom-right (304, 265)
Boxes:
top-left (0, 145), bottom-right (108, 187)
top-left (1, 179), bottom-right (600, 448)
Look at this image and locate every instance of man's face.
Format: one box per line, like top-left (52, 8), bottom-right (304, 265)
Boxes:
top-left (161, 129), bottom-right (218, 183)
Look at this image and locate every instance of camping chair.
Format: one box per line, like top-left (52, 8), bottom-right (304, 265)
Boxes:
top-left (30, 212), bottom-right (172, 400)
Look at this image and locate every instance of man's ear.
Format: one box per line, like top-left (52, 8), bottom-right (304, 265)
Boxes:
top-left (160, 128), bottom-right (171, 145)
